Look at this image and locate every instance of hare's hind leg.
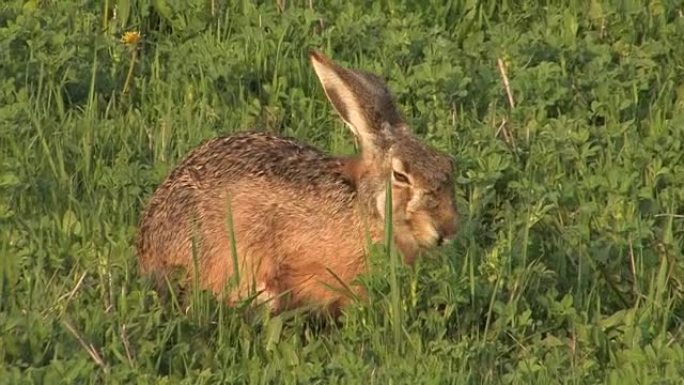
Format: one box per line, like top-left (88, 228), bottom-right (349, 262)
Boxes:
top-left (199, 225), bottom-right (283, 313)
top-left (199, 186), bottom-right (287, 313)
top-left (228, 250), bottom-right (282, 313)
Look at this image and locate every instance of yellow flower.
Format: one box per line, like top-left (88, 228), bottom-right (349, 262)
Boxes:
top-left (121, 31), bottom-right (141, 45)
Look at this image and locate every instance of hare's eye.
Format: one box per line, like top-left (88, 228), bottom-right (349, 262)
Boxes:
top-left (392, 171), bottom-right (411, 185)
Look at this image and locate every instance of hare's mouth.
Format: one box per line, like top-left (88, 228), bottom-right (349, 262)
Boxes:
top-left (411, 220), bottom-right (441, 248)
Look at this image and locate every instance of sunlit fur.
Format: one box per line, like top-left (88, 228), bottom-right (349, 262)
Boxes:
top-left (136, 50), bottom-right (458, 315)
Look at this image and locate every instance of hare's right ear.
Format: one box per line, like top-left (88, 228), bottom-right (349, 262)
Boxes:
top-left (309, 49), bottom-right (405, 159)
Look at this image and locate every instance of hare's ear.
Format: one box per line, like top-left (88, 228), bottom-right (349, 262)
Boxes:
top-left (309, 49), bottom-right (405, 158)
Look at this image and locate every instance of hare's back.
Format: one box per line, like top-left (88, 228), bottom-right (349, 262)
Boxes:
top-left (177, 131), bottom-right (355, 197)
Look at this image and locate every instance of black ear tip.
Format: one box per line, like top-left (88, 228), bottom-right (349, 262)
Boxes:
top-left (308, 48), bottom-right (329, 64)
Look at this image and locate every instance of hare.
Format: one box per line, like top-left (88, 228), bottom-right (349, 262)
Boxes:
top-left (136, 50), bottom-right (458, 315)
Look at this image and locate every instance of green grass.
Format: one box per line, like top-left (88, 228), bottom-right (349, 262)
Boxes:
top-left (1, 0), bottom-right (684, 384)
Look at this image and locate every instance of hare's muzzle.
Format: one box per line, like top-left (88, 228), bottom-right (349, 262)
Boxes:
top-left (436, 216), bottom-right (457, 246)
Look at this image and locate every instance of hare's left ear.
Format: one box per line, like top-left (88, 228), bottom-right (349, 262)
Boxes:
top-left (309, 49), bottom-right (406, 160)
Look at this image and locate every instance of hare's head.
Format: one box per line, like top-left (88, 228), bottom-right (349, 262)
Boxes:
top-left (309, 50), bottom-right (458, 259)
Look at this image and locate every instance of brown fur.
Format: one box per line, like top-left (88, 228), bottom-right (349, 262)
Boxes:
top-left (136, 50), bottom-right (458, 315)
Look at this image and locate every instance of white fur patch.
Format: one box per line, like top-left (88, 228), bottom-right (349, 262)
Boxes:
top-left (375, 192), bottom-right (386, 220)
top-left (391, 157), bottom-right (406, 174)
top-left (253, 283), bottom-right (278, 312)
top-left (420, 223), bottom-right (440, 246)
top-left (406, 188), bottom-right (423, 214)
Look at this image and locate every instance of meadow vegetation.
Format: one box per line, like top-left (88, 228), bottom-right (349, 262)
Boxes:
top-left (1, 0), bottom-right (683, 384)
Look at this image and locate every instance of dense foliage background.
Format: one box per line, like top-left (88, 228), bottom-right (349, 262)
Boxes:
top-left (1, 1), bottom-right (683, 384)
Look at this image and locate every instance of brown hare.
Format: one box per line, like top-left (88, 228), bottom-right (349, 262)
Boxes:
top-left (136, 50), bottom-right (458, 315)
